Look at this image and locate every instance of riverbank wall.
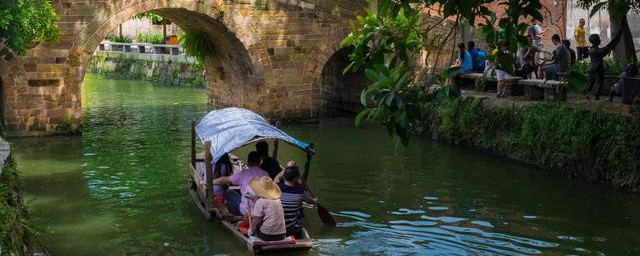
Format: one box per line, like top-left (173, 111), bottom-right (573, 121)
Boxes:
top-left (426, 96), bottom-right (640, 192)
top-left (0, 138), bottom-right (33, 254)
top-left (87, 52), bottom-right (206, 87)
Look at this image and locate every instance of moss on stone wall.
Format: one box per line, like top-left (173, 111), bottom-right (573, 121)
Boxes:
top-left (429, 98), bottom-right (640, 191)
top-left (0, 148), bottom-right (33, 255)
top-left (88, 53), bottom-right (206, 88)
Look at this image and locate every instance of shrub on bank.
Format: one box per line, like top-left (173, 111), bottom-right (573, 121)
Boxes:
top-left (135, 33), bottom-right (164, 44)
top-left (106, 35), bottom-right (133, 43)
top-left (0, 151), bottom-right (34, 255)
top-left (431, 98), bottom-right (640, 191)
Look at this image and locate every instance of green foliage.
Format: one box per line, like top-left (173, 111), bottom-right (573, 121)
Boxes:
top-left (1, 151), bottom-right (35, 254)
top-left (54, 115), bottom-right (79, 135)
top-left (0, 0), bottom-right (60, 55)
top-left (135, 33), bottom-right (165, 44)
top-left (576, 0), bottom-right (640, 19)
top-left (342, 0), bottom-right (543, 144)
top-left (603, 58), bottom-right (628, 75)
top-left (178, 31), bottom-right (216, 62)
top-left (107, 35), bottom-right (133, 43)
top-left (134, 12), bottom-right (170, 25)
top-left (433, 98), bottom-right (640, 190)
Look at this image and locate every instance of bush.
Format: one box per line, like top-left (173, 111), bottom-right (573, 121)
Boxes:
top-left (431, 98), bottom-right (640, 190)
top-left (106, 35), bottom-right (132, 43)
top-left (135, 33), bottom-right (165, 44)
top-left (0, 150), bottom-right (35, 254)
top-left (574, 58), bottom-right (629, 76)
top-left (178, 31), bottom-right (216, 62)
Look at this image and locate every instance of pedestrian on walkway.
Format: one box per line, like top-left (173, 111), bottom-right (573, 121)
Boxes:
top-left (574, 18), bottom-right (589, 60)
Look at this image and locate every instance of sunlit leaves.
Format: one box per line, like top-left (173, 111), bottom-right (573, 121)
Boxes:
top-left (0, 0), bottom-right (60, 55)
top-left (178, 31), bottom-right (216, 62)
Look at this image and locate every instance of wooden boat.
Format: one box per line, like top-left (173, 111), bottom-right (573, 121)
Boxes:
top-left (187, 107), bottom-right (316, 254)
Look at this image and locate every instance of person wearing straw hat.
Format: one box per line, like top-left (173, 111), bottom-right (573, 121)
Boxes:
top-left (249, 176), bottom-right (287, 241)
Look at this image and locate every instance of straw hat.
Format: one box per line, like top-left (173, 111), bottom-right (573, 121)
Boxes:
top-left (248, 176), bottom-right (281, 199)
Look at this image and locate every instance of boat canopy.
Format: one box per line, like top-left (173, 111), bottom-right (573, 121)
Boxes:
top-left (195, 107), bottom-right (312, 161)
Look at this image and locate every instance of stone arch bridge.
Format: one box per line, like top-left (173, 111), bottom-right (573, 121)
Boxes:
top-left (0, 0), bottom-right (370, 136)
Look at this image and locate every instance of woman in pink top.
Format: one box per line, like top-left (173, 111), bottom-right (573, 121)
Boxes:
top-left (213, 151), bottom-right (268, 218)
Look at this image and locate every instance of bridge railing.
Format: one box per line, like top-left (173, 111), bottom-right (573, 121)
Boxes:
top-left (98, 41), bottom-right (182, 55)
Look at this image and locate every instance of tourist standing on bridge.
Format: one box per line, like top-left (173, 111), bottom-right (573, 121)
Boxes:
top-left (575, 18), bottom-right (589, 60)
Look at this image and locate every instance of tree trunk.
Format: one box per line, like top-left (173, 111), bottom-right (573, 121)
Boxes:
top-left (610, 13), bottom-right (637, 64)
top-left (163, 24), bottom-right (167, 42)
top-left (119, 24), bottom-right (123, 38)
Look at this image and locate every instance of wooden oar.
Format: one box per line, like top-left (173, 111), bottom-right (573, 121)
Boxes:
top-left (304, 185), bottom-right (337, 226)
top-left (301, 144), bottom-right (336, 226)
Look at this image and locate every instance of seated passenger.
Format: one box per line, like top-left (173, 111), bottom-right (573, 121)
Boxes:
top-left (212, 154), bottom-right (232, 216)
top-left (200, 153), bottom-right (233, 216)
top-left (256, 141), bottom-right (282, 179)
top-left (249, 176), bottom-right (287, 241)
top-left (274, 165), bottom-right (316, 238)
top-left (213, 151), bottom-right (268, 220)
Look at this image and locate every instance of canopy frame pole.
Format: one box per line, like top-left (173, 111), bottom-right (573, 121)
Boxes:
top-left (191, 119), bottom-right (196, 168)
top-left (301, 143), bottom-right (314, 187)
top-left (204, 141), bottom-right (213, 208)
top-left (272, 139), bottom-right (279, 161)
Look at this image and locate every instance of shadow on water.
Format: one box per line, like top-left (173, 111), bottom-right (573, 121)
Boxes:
top-left (9, 74), bottom-right (640, 255)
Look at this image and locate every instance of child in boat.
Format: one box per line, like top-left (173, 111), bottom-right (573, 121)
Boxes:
top-left (248, 176), bottom-right (287, 241)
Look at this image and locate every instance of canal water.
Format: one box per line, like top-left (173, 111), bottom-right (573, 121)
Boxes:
top-left (11, 74), bottom-right (640, 255)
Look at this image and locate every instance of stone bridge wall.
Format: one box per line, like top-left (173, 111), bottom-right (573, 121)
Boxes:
top-left (0, 0), bottom-right (370, 136)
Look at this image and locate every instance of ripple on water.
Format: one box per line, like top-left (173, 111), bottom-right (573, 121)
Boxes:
top-left (391, 208), bottom-right (426, 215)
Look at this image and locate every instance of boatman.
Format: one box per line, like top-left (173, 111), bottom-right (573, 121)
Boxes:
top-left (213, 151), bottom-right (268, 225)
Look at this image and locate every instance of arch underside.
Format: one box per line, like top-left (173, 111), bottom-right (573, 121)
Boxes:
top-left (320, 47), bottom-right (368, 116)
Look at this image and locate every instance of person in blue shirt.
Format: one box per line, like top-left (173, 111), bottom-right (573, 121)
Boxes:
top-left (447, 43), bottom-right (473, 84)
top-left (467, 41), bottom-right (485, 72)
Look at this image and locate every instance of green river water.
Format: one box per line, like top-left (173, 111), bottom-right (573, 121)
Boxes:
top-left (10, 74), bottom-right (640, 255)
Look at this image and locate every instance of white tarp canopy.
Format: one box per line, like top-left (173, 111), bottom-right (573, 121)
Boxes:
top-left (195, 107), bottom-right (312, 161)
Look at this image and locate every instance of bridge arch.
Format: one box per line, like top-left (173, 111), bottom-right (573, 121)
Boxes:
top-left (304, 27), bottom-right (369, 116)
top-left (68, 1), bottom-right (268, 111)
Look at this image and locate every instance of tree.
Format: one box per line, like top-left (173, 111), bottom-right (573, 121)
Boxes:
top-left (577, 0), bottom-right (640, 64)
top-left (0, 0), bottom-right (60, 55)
top-left (134, 12), bottom-right (171, 41)
top-left (341, 0), bottom-right (543, 144)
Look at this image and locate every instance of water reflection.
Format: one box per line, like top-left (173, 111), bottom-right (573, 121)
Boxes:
top-left (10, 75), bottom-right (640, 255)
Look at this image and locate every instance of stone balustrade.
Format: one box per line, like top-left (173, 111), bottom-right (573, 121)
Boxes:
top-left (98, 41), bottom-right (182, 55)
